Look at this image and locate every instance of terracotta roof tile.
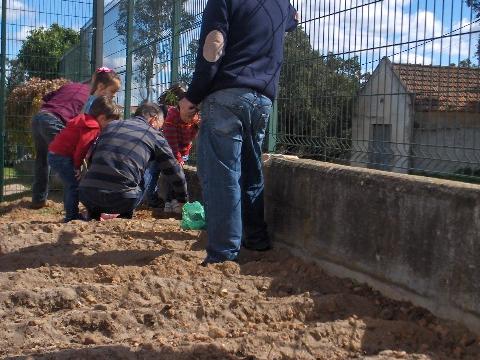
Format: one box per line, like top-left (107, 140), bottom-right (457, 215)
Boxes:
top-left (392, 63), bottom-right (480, 112)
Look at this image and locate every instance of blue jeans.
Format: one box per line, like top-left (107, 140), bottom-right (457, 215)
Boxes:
top-left (47, 153), bottom-right (80, 222)
top-left (197, 88), bottom-right (273, 262)
top-left (144, 156), bottom-right (190, 207)
top-left (80, 188), bottom-right (143, 220)
top-left (144, 161), bottom-right (163, 207)
top-left (80, 177), bottom-right (147, 220)
top-left (32, 112), bottom-right (65, 203)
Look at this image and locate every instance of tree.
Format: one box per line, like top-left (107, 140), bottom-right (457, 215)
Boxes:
top-left (16, 24), bottom-right (80, 80)
top-left (458, 58), bottom-right (479, 68)
top-left (277, 27), bottom-right (361, 161)
top-left (466, 0), bottom-right (480, 60)
top-left (6, 58), bottom-right (27, 94)
top-left (178, 39), bottom-right (199, 85)
top-left (115, 0), bottom-right (196, 101)
top-left (5, 78), bottom-right (69, 162)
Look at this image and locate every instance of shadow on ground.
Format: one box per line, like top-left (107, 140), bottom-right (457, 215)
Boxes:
top-left (5, 344), bottom-right (248, 360)
top-left (0, 230), bottom-right (172, 272)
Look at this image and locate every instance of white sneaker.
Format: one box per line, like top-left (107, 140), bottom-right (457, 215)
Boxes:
top-left (171, 199), bottom-right (182, 214)
top-left (164, 202), bottom-right (172, 213)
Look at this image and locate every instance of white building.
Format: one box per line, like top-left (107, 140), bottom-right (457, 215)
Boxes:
top-left (351, 58), bottom-right (480, 175)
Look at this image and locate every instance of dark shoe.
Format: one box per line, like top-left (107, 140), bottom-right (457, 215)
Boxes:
top-left (200, 256), bottom-right (238, 267)
top-left (200, 258), bottom-right (216, 267)
top-left (242, 241), bottom-right (272, 252)
top-left (30, 200), bottom-right (53, 209)
top-left (64, 214), bottom-right (89, 223)
top-left (147, 201), bottom-right (164, 209)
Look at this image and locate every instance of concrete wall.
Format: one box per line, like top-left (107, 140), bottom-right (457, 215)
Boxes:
top-left (413, 112), bottom-right (480, 173)
top-left (351, 59), bottom-right (413, 173)
top-left (263, 155), bottom-right (480, 333)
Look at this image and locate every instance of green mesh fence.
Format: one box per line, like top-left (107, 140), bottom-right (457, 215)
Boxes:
top-left (2, 0), bottom-right (480, 202)
top-left (0, 0), bottom-right (93, 201)
top-left (102, 0), bottom-right (480, 183)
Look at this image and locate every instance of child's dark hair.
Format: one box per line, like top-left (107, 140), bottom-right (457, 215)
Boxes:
top-left (136, 100), bottom-right (168, 120)
top-left (91, 67), bottom-right (121, 95)
top-left (89, 96), bottom-right (122, 120)
top-left (158, 83), bottom-right (187, 106)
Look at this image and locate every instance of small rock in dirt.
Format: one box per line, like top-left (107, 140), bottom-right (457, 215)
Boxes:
top-left (237, 284), bottom-right (247, 291)
top-left (310, 329), bottom-right (323, 341)
top-left (379, 350), bottom-right (407, 358)
top-left (219, 288), bottom-right (228, 297)
top-left (83, 336), bottom-right (98, 345)
top-left (84, 294), bottom-right (97, 304)
top-left (50, 269), bottom-right (62, 278)
top-left (27, 319), bottom-right (41, 327)
top-left (208, 326), bottom-right (227, 339)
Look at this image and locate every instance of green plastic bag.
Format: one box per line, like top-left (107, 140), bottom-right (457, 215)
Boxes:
top-left (181, 201), bottom-right (206, 230)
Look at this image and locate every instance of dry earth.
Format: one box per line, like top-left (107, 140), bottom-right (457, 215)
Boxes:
top-left (0, 198), bottom-right (479, 360)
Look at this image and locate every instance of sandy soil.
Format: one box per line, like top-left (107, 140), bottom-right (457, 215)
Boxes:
top-left (0, 198), bottom-right (479, 360)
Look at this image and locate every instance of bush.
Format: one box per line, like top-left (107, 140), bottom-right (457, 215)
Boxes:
top-left (5, 77), bottom-right (69, 162)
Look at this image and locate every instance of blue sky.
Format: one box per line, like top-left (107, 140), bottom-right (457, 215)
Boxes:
top-left (2, 0), bottom-right (93, 59)
top-left (292, 0), bottom-right (479, 72)
top-left (3, 0), bottom-right (479, 65)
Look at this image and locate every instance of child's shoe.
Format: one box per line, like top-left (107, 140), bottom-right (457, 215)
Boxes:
top-left (164, 202), bottom-right (173, 213)
top-left (100, 213), bottom-right (120, 221)
top-left (171, 199), bottom-right (182, 214)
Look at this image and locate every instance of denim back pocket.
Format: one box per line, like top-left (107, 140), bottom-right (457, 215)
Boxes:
top-left (210, 101), bottom-right (244, 141)
top-left (253, 104), bottom-right (272, 144)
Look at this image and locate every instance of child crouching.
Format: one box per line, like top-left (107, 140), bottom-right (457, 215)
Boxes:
top-left (145, 84), bottom-right (200, 214)
top-left (48, 96), bottom-right (121, 222)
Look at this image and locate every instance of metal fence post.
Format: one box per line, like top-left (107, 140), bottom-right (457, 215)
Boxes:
top-left (124, 0), bottom-right (135, 119)
top-left (0, 0), bottom-right (7, 202)
top-left (92, 0), bottom-right (104, 71)
top-left (171, 0), bottom-right (181, 84)
top-left (268, 99), bottom-right (278, 153)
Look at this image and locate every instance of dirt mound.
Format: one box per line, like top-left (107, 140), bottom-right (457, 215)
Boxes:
top-left (0, 198), bottom-right (479, 359)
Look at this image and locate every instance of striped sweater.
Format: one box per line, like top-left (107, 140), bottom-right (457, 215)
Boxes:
top-left (79, 116), bottom-right (188, 202)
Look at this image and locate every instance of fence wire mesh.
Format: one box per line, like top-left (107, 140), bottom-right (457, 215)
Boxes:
top-left (279, 0), bottom-right (480, 182)
top-left (98, 0), bottom-right (480, 182)
top-left (0, 0), bottom-right (93, 200)
top-left (1, 0), bottom-right (480, 202)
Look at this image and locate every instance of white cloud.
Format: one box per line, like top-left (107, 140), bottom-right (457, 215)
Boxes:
top-left (4, 0), bottom-right (29, 22)
top-left (292, 0), bottom-right (478, 69)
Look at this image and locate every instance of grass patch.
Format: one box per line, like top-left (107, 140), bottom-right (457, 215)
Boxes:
top-left (411, 170), bottom-right (480, 185)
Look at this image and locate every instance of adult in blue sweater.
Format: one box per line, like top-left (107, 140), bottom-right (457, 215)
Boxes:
top-left (180, 0), bottom-right (298, 265)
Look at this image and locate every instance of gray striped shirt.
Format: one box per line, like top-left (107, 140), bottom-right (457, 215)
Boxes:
top-left (80, 116), bottom-right (188, 202)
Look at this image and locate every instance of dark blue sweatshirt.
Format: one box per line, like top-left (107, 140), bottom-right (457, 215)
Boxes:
top-left (186, 0), bottom-right (298, 104)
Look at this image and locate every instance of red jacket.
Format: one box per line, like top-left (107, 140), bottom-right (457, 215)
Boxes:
top-left (48, 114), bottom-right (100, 169)
top-left (162, 107), bottom-right (200, 163)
